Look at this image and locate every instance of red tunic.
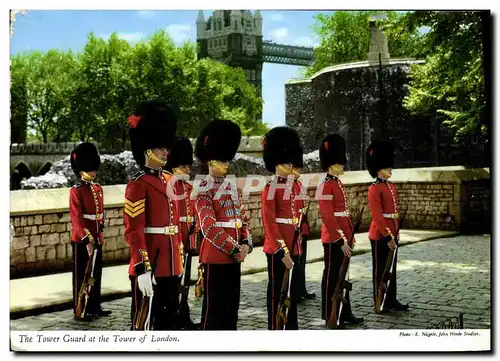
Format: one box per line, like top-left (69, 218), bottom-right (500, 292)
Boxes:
top-left (262, 176), bottom-right (305, 257)
top-left (368, 178), bottom-right (400, 240)
top-left (318, 174), bottom-right (355, 245)
top-left (168, 174), bottom-right (197, 251)
top-left (69, 181), bottom-right (104, 245)
top-left (195, 175), bottom-right (252, 264)
top-left (124, 169), bottom-right (183, 278)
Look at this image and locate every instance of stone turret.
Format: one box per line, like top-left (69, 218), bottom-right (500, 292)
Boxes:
top-left (196, 10), bottom-right (205, 39)
top-left (254, 10), bottom-right (263, 36)
top-left (367, 15), bottom-right (390, 64)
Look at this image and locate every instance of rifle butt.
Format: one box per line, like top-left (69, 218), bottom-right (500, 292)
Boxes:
top-left (134, 296), bottom-right (152, 330)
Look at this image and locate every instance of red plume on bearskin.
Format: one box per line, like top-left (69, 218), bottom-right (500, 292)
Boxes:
top-left (128, 115), bottom-right (142, 128)
top-left (319, 134), bottom-right (347, 171)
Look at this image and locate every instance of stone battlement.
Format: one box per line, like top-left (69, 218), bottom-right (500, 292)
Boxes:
top-left (10, 136), bottom-right (265, 155)
top-left (10, 166), bottom-right (491, 278)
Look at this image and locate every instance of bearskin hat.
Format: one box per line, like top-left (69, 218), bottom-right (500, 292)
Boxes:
top-left (366, 140), bottom-right (394, 178)
top-left (320, 134), bottom-right (347, 171)
top-left (70, 142), bottom-right (101, 176)
top-left (195, 120), bottom-right (242, 163)
top-left (262, 126), bottom-right (302, 173)
top-left (165, 137), bottom-right (194, 171)
top-left (128, 100), bottom-right (178, 166)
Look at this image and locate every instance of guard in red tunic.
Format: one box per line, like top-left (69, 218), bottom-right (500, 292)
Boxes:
top-left (69, 142), bottom-right (111, 321)
top-left (292, 152), bottom-right (316, 302)
top-left (366, 140), bottom-right (409, 312)
top-left (261, 126), bottom-right (305, 330)
top-left (194, 119), bottom-right (253, 330)
top-left (164, 136), bottom-right (199, 330)
top-left (318, 134), bottom-right (364, 326)
top-left (125, 100), bottom-right (183, 330)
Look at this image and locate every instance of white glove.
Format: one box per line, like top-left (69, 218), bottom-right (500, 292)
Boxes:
top-left (137, 272), bottom-right (154, 297)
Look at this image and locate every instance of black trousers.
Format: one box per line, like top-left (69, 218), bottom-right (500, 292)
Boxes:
top-left (72, 242), bottom-right (103, 315)
top-left (200, 263), bottom-right (241, 330)
top-left (370, 239), bottom-right (398, 306)
top-left (266, 254), bottom-right (300, 330)
top-left (178, 252), bottom-right (193, 327)
top-left (130, 275), bottom-right (180, 330)
top-left (295, 236), bottom-right (309, 297)
top-left (321, 242), bottom-right (353, 321)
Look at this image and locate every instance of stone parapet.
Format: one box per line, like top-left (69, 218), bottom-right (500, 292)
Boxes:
top-left (10, 166), bottom-right (490, 278)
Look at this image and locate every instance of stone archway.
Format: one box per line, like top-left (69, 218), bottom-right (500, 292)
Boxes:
top-left (38, 161), bottom-right (52, 176)
top-left (11, 162), bottom-right (32, 190)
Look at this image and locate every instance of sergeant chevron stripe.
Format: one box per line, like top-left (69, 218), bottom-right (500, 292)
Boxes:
top-left (124, 198), bottom-right (145, 218)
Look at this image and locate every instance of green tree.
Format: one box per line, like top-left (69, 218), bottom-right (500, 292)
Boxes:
top-left (10, 54), bottom-right (28, 143)
top-left (306, 11), bottom-right (425, 76)
top-left (23, 50), bottom-right (77, 143)
top-left (403, 11), bottom-right (488, 142)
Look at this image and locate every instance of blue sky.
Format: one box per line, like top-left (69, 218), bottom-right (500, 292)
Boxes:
top-left (10, 10), bottom-right (332, 128)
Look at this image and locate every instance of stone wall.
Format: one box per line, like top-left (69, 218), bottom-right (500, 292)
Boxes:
top-left (285, 59), bottom-right (488, 170)
top-left (10, 166), bottom-right (490, 278)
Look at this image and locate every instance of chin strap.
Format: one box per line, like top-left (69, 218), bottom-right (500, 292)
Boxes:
top-left (146, 149), bottom-right (167, 167)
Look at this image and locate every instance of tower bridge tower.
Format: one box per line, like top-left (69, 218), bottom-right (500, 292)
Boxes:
top-left (197, 10), bottom-right (264, 118)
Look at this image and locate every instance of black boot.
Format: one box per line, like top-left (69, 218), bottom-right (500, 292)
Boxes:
top-left (389, 300), bottom-right (409, 311)
top-left (343, 314), bottom-right (364, 325)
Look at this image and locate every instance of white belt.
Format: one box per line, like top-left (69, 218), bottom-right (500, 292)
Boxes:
top-left (383, 213), bottom-right (399, 219)
top-left (215, 219), bottom-right (243, 229)
top-left (333, 211), bottom-right (349, 217)
top-left (144, 226), bottom-right (179, 235)
top-left (83, 213), bottom-right (104, 220)
top-left (178, 216), bottom-right (194, 223)
top-left (275, 217), bottom-right (299, 225)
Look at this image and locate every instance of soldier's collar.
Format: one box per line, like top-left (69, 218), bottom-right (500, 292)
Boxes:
top-left (326, 173), bottom-right (338, 180)
top-left (376, 177), bottom-right (388, 183)
top-left (274, 175), bottom-right (293, 183)
top-left (143, 166), bottom-right (162, 177)
top-left (208, 175), bottom-right (225, 183)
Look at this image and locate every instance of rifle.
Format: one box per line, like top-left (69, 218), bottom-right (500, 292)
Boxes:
top-left (75, 241), bottom-right (98, 320)
top-left (75, 185), bottom-right (104, 320)
top-left (375, 209), bottom-right (407, 314)
top-left (134, 251), bottom-right (159, 330)
top-left (275, 198), bottom-right (310, 330)
top-left (327, 207), bottom-right (364, 329)
top-left (275, 268), bottom-right (293, 330)
top-left (177, 220), bottom-right (196, 328)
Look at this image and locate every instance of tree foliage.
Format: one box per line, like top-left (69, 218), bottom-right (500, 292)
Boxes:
top-left (306, 11), bottom-right (426, 76)
top-left (10, 30), bottom-right (267, 144)
top-left (403, 11), bottom-right (488, 141)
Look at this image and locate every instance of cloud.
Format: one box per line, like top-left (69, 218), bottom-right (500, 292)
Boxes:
top-left (137, 10), bottom-right (156, 19)
top-left (269, 13), bottom-right (285, 22)
top-left (270, 28), bottom-right (289, 40)
top-left (291, 35), bottom-right (320, 48)
top-left (166, 23), bottom-right (193, 44)
top-left (99, 32), bottom-right (145, 44)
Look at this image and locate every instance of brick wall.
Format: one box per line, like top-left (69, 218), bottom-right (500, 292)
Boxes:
top-left (10, 167), bottom-right (490, 278)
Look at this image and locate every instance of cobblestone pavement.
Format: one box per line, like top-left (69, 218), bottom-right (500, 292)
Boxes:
top-left (11, 235), bottom-right (490, 331)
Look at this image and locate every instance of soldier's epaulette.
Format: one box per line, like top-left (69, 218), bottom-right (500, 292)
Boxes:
top-left (131, 171), bottom-right (145, 181)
